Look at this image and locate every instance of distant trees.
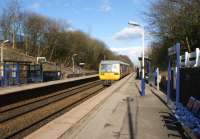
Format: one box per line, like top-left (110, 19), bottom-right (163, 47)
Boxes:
top-left (23, 12), bottom-right (47, 56)
top-left (0, 0), bottom-right (133, 70)
top-left (147, 0), bottom-right (200, 69)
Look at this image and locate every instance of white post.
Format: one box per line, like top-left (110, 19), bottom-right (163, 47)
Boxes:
top-left (141, 28), bottom-right (145, 96)
top-left (157, 67), bottom-right (159, 90)
top-left (185, 52), bottom-right (188, 67)
top-left (142, 29), bottom-right (145, 82)
top-left (195, 48), bottom-right (199, 67)
top-left (0, 43), bottom-right (3, 63)
top-left (72, 54), bottom-right (78, 74)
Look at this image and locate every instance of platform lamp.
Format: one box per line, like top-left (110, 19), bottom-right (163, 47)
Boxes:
top-left (128, 21), bottom-right (145, 96)
top-left (72, 53), bottom-right (78, 74)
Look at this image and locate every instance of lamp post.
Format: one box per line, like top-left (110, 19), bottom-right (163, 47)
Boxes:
top-left (72, 54), bottom-right (78, 74)
top-left (1, 40), bottom-right (10, 63)
top-left (128, 21), bottom-right (145, 96)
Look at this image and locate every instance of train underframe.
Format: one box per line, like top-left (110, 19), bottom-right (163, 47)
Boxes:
top-left (102, 80), bottom-right (112, 86)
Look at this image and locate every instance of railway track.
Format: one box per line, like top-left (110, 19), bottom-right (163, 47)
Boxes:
top-left (0, 78), bottom-right (105, 139)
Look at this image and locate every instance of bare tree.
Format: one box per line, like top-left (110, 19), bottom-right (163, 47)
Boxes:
top-left (147, 0), bottom-right (200, 69)
top-left (0, 0), bottom-right (133, 70)
top-left (0, 0), bottom-right (21, 48)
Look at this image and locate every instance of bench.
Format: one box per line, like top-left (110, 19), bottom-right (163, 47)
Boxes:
top-left (162, 96), bottom-right (200, 138)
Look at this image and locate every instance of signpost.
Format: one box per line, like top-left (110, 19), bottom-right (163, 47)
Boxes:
top-left (167, 43), bottom-right (181, 106)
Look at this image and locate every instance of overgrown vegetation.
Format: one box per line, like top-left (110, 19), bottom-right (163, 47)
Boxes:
top-left (147, 0), bottom-right (200, 70)
top-left (0, 0), bottom-right (133, 70)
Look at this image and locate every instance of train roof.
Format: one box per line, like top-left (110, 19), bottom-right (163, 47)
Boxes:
top-left (100, 60), bottom-right (129, 66)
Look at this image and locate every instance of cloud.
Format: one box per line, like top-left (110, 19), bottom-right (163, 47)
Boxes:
top-left (66, 27), bottom-right (77, 32)
top-left (111, 46), bottom-right (147, 65)
top-left (113, 27), bottom-right (143, 40)
top-left (29, 2), bottom-right (41, 10)
top-left (100, 0), bottom-right (112, 13)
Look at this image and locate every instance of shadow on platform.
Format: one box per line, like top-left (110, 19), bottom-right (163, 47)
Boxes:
top-left (126, 97), bottom-right (135, 139)
top-left (159, 112), bottom-right (191, 139)
top-left (151, 89), bottom-right (191, 139)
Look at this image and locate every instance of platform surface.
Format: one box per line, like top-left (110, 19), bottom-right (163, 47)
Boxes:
top-left (26, 74), bottom-right (185, 139)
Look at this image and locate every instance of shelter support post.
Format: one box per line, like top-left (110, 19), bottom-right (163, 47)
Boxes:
top-left (176, 43), bottom-right (180, 106)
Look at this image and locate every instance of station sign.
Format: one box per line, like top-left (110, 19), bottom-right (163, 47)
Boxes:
top-left (168, 46), bottom-right (176, 56)
top-left (138, 57), bottom-right (151, 61)
top-left (37, 57), bottom-right (46, 64)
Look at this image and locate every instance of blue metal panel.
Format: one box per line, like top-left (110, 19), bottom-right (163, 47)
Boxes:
top-left (16, 63), bottom-right (20, 85)
top-left (176, 43), bottom-right (181, 105)
top-left (146, 61), bottom-right (150, 74)
top-left (157, 67), bottom-right (159, 90)
top-left (148, 62), bottom-right (151, 74)
top-left (153, 68), bottom-right (157, 86)
top-left (141, 78), bottom-right (145, 96)
top-left (3, 64), bottom-right (8, 86)
top-left (167, 60), bottom-right (171, 103)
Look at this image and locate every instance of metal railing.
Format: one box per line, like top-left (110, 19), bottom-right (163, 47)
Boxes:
top-left (180, 48), bottom-right (200, 68)
top-left (0, 63), bottom-right (43, 87)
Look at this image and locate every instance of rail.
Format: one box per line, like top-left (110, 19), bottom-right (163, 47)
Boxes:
top-left (0, 75), bottom-right (104, 138)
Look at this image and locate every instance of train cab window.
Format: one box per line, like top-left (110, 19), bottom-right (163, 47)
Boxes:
top-left (100, 64), bottom-right (112, 72)
top-left (100, 64), bottom-right (119, 72)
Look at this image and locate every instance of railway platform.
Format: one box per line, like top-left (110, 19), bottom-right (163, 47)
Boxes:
top-left (25, 73), bottom-right (188, 139)
top-left (0, 74), bottom-right (98, 95)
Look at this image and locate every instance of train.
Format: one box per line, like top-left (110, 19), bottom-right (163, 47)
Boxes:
top-left (99, 60), bottom-right (130, 85)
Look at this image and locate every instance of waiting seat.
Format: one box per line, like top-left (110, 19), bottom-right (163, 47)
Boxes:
top-left (162, 97), bottom-right (200, 138)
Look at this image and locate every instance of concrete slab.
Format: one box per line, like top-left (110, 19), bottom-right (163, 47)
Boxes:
top-left (134, 81), bottom-right (184, 139)
top-left (60, 75), bottom-right (183, 139)
top-left (25, 74), bottom-right (133, 139)
top-left (26, 74), bottom-right (185, 139)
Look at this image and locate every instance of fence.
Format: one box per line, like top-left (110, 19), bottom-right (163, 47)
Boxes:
top-left (178, 48), bottom-right (200, 104)
top-left (167, 45), bottom-right (200, 105)
top-left (27, 64), bottom-right (43, 83)
top-left (180, 48), bottom-right (200, 68)
top-left (0, 63), bottom-right (20, 86)
top-left (0, 62), bottom-right (43, 87)
top-left (180, 67), bottom-right (200, 105)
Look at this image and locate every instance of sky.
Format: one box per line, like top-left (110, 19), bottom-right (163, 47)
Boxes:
top-left (0, 0), bottom-right (155, 65)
